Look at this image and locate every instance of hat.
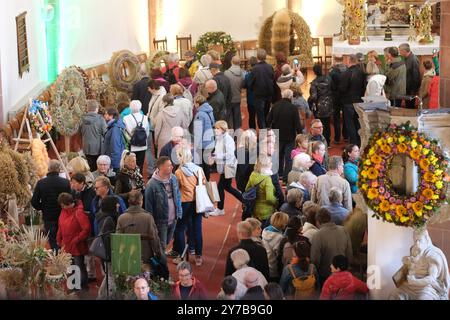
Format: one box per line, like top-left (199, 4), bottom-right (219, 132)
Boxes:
top-left (209, 62), bottom-right (221, 69)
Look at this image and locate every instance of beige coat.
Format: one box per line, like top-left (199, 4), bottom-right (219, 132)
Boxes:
top-left (418, 69), bottom-right (436, 109)
top-left (154, 105), bottom-right (190, 156)
top-left (311, 171), bottom-right (352, 210)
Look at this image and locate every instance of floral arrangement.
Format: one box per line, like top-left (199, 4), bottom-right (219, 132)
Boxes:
top-left (359, 122), bottom-right (449, 228)
top-left (418, 2), bottom-right (434, 44)
top-left (28, 100), bottom-right (53, 135)
top-left (195, 32), bottom-right (236, 60)
top-left (50, 66), bottom-right (87, 137)
top-left (89, 78), bottom-right (117, 113)
top-left (345, 0), bottom-right (365, 45)
top-left (109, 50), bottom-right (142, 93)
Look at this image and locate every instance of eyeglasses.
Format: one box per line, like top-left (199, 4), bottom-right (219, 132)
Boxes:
top-left (179, 272), bottom-right (191, 278)
top-left (95, 185), bottom-right (106, 190)
top-left (312, 126), bottom-right (323, 129)
top-left (135, 286), bottom-right (149, 290)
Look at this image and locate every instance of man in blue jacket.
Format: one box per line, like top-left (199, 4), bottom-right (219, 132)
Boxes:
top-left (103, 107), bottom-right (126, 172)
top-left (145, 156), bottom-right (182, 253)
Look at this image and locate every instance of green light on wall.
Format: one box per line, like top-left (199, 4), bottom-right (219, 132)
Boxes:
top-left (45, 0), bottom-right (60, 83)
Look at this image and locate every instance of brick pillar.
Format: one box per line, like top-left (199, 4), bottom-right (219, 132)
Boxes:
top-left (440, 0), bottom-right (450, 107)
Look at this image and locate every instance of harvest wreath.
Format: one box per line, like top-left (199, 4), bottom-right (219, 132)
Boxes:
top-left (359, 122), bottom-right (449, 228)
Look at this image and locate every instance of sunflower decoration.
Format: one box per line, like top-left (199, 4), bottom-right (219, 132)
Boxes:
top-left (359, 122), bottom-right (449, 228)
top-left (344, 0), bottom-right (366, 44)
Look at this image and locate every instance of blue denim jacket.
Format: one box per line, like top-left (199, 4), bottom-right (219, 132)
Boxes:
top-left (144, 174), bottom-right (182, 224)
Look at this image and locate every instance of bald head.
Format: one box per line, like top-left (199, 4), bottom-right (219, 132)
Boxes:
top-left (231, 55), bottom-right (240, 66)
top-left (134, 278), bottom-right (150, 300)
top-left (205, 79), bottom-right (217, 93)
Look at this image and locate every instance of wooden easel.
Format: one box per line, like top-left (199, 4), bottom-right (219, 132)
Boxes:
top-left (13, 99), bottom-right (69, 178)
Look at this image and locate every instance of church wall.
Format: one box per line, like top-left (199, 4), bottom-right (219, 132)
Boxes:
top-left (0, 0), bottom-right (149, 124)
top-left (0, 0), bottom-right (48, 124)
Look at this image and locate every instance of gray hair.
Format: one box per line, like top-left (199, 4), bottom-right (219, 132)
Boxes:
top-left (329, 187), bottom-right (343, 204)
top-left (231, 249), bottom-right (250, 270)
top-left (200, 54), bottom-right (212, 67)
top-left (300, 171), bottom-right (317, 186)
top-left (86, 100), bottom-right (100, 112)
top-left (176, 261), bottom-right (192, 274)
top-left (231, 55), bottom-right (240, 65)
top-left (162, 94), bottom-right (174, 106)
top-left (281, 64), bottom-right (292, 76)
top-left (399, 43), bottom-right (411, 53)
top-left (130, 100), bottom-right (142, 113)
top-left (97, 155), bottom-right (111, 166)
top-left (328, 156), bottom-right (343, 170)
top-left (349, 54), bottom-right (358, 64)
top-left (48, 160), bottom-right (62, 173)
top-left (168, 53), bottom-right (180, 64)
top-left (281, 89), bottom-right (293, 100)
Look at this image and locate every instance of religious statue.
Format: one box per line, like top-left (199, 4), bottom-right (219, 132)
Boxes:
top-left (389, 229), bottom-right (450, 300)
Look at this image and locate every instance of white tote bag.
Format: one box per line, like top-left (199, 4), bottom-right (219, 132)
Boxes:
top-left (195, 169), bottom-right (215, 214)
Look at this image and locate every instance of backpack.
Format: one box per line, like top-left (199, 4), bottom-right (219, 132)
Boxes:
top-left (178, 82), bottom-right (193, 103)
top-left (130, 114), bottom-right (147, 147)
top-left (164, 66), bottom-right (178, 85)
top-left (289, 264), bottom-right (316, 300)
top-left (242, 177), bottom-right (267, 220)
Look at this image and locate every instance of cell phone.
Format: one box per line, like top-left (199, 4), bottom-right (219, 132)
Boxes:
top-left (293, 58), bottom-right (299, 66)
top-left (432, 49), bottom-right (437, 54)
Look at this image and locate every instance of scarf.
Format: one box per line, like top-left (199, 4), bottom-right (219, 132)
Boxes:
top-left (180, 162), bottom-right (200, 177)
top-left (121, 167), bottom-right (145, 190)
top-left (312, 153), bottom-right (324, 164)
top-left (424, 69), bottom-right (436, 77)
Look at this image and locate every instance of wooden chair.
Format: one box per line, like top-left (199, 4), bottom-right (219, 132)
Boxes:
top-left (312, 37), bottom-right (323, 67)
top-left (323, 37), bottom-right (333, 73)
top-left (153, 37), bottom-right (168, 51)
top-left (241, 40), bottom-right (259, 70)
top-left (176, 35), bottom-right (193, 59)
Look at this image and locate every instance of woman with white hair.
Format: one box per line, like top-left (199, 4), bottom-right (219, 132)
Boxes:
top-left (193, 54), bottom-right (213, 94)
top-left (287, 152), bottom-right (314, 186)
top-left (123, 100), bottom-right (150, 173)
top-left (287, 171), bottom-right (317, 202)
top-left (230, 249), bottom-right (268, 299)
top-left (92, 155), bottom-right (116, 186)
top-left (276, 64), bottom-right (305, 93)
top-left (173, 147), bottom-right (206, 266)
top-left (161, 53), bottom-right (181, 84)
top-left (235, 129), bottom-right (258, 193)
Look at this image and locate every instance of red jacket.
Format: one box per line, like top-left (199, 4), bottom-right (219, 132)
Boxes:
top-left (428, 75), bottom-right (439, 109)
top-left (162, 63), bottom-right (180, 83)
top-left (172, 277), bottom-right (208, 300)
top-left (57, 201), bottom-right (91, 256)
top-left (320, 271), bottom-right (369, 300)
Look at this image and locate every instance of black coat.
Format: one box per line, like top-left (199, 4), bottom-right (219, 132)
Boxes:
top-left (31, 172), bottom-right (71, 222)
top-left (249, 61), bottom-right (274, 99)
top-left (96, 210), bottom-right (117, 261)
top-left (271, 174), bottom-right (285, 209)
top-left (309, 75), bottom-right (334, 118)
top-left (132, 77), bottom-right (152, 115)
top-left (329, 63), bottom-right (348, 104)
top-left (236, 147), bottom-right (257, 193)
top-left (338, 65), bottom-right (366, 105)
top-left (72, 186), bottom-right (96, 214)
top-left (405, 53), bottom-right (421, 94)
top-left (207, 90), bottom-right (227, 121)
top-left (225, 239), bottom-right (270, 280)
top-left (214, 72), bottom-right (232, 107)
top-left (241, 286), bottom-right (266, 300)
top-left (267, 98), bottom-right (303, 142)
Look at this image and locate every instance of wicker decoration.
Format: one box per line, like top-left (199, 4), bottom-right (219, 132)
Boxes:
top-left (50, 66), bottom-right (87, 137)
top-left (109, 50), bottom-right (142, 93)
top-left (89, 78), bottom-right (117, 113)
top-left (146, 50), bottom-right (170, 72)
top-left (258, 9), bottom-right (313, 67)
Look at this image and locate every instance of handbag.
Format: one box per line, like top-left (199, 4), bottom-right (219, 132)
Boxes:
top-left (241, 178), bottom-right (266, 220)
top-left (206, 181), bottom-right (220, 203)
top-left (195, 169), bottom-right (215, 214)
top-left (89, 236), bottom-right (108, 261)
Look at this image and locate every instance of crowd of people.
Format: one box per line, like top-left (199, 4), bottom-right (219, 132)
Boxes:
top-left (32, 44), bottom-right (436, 300)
